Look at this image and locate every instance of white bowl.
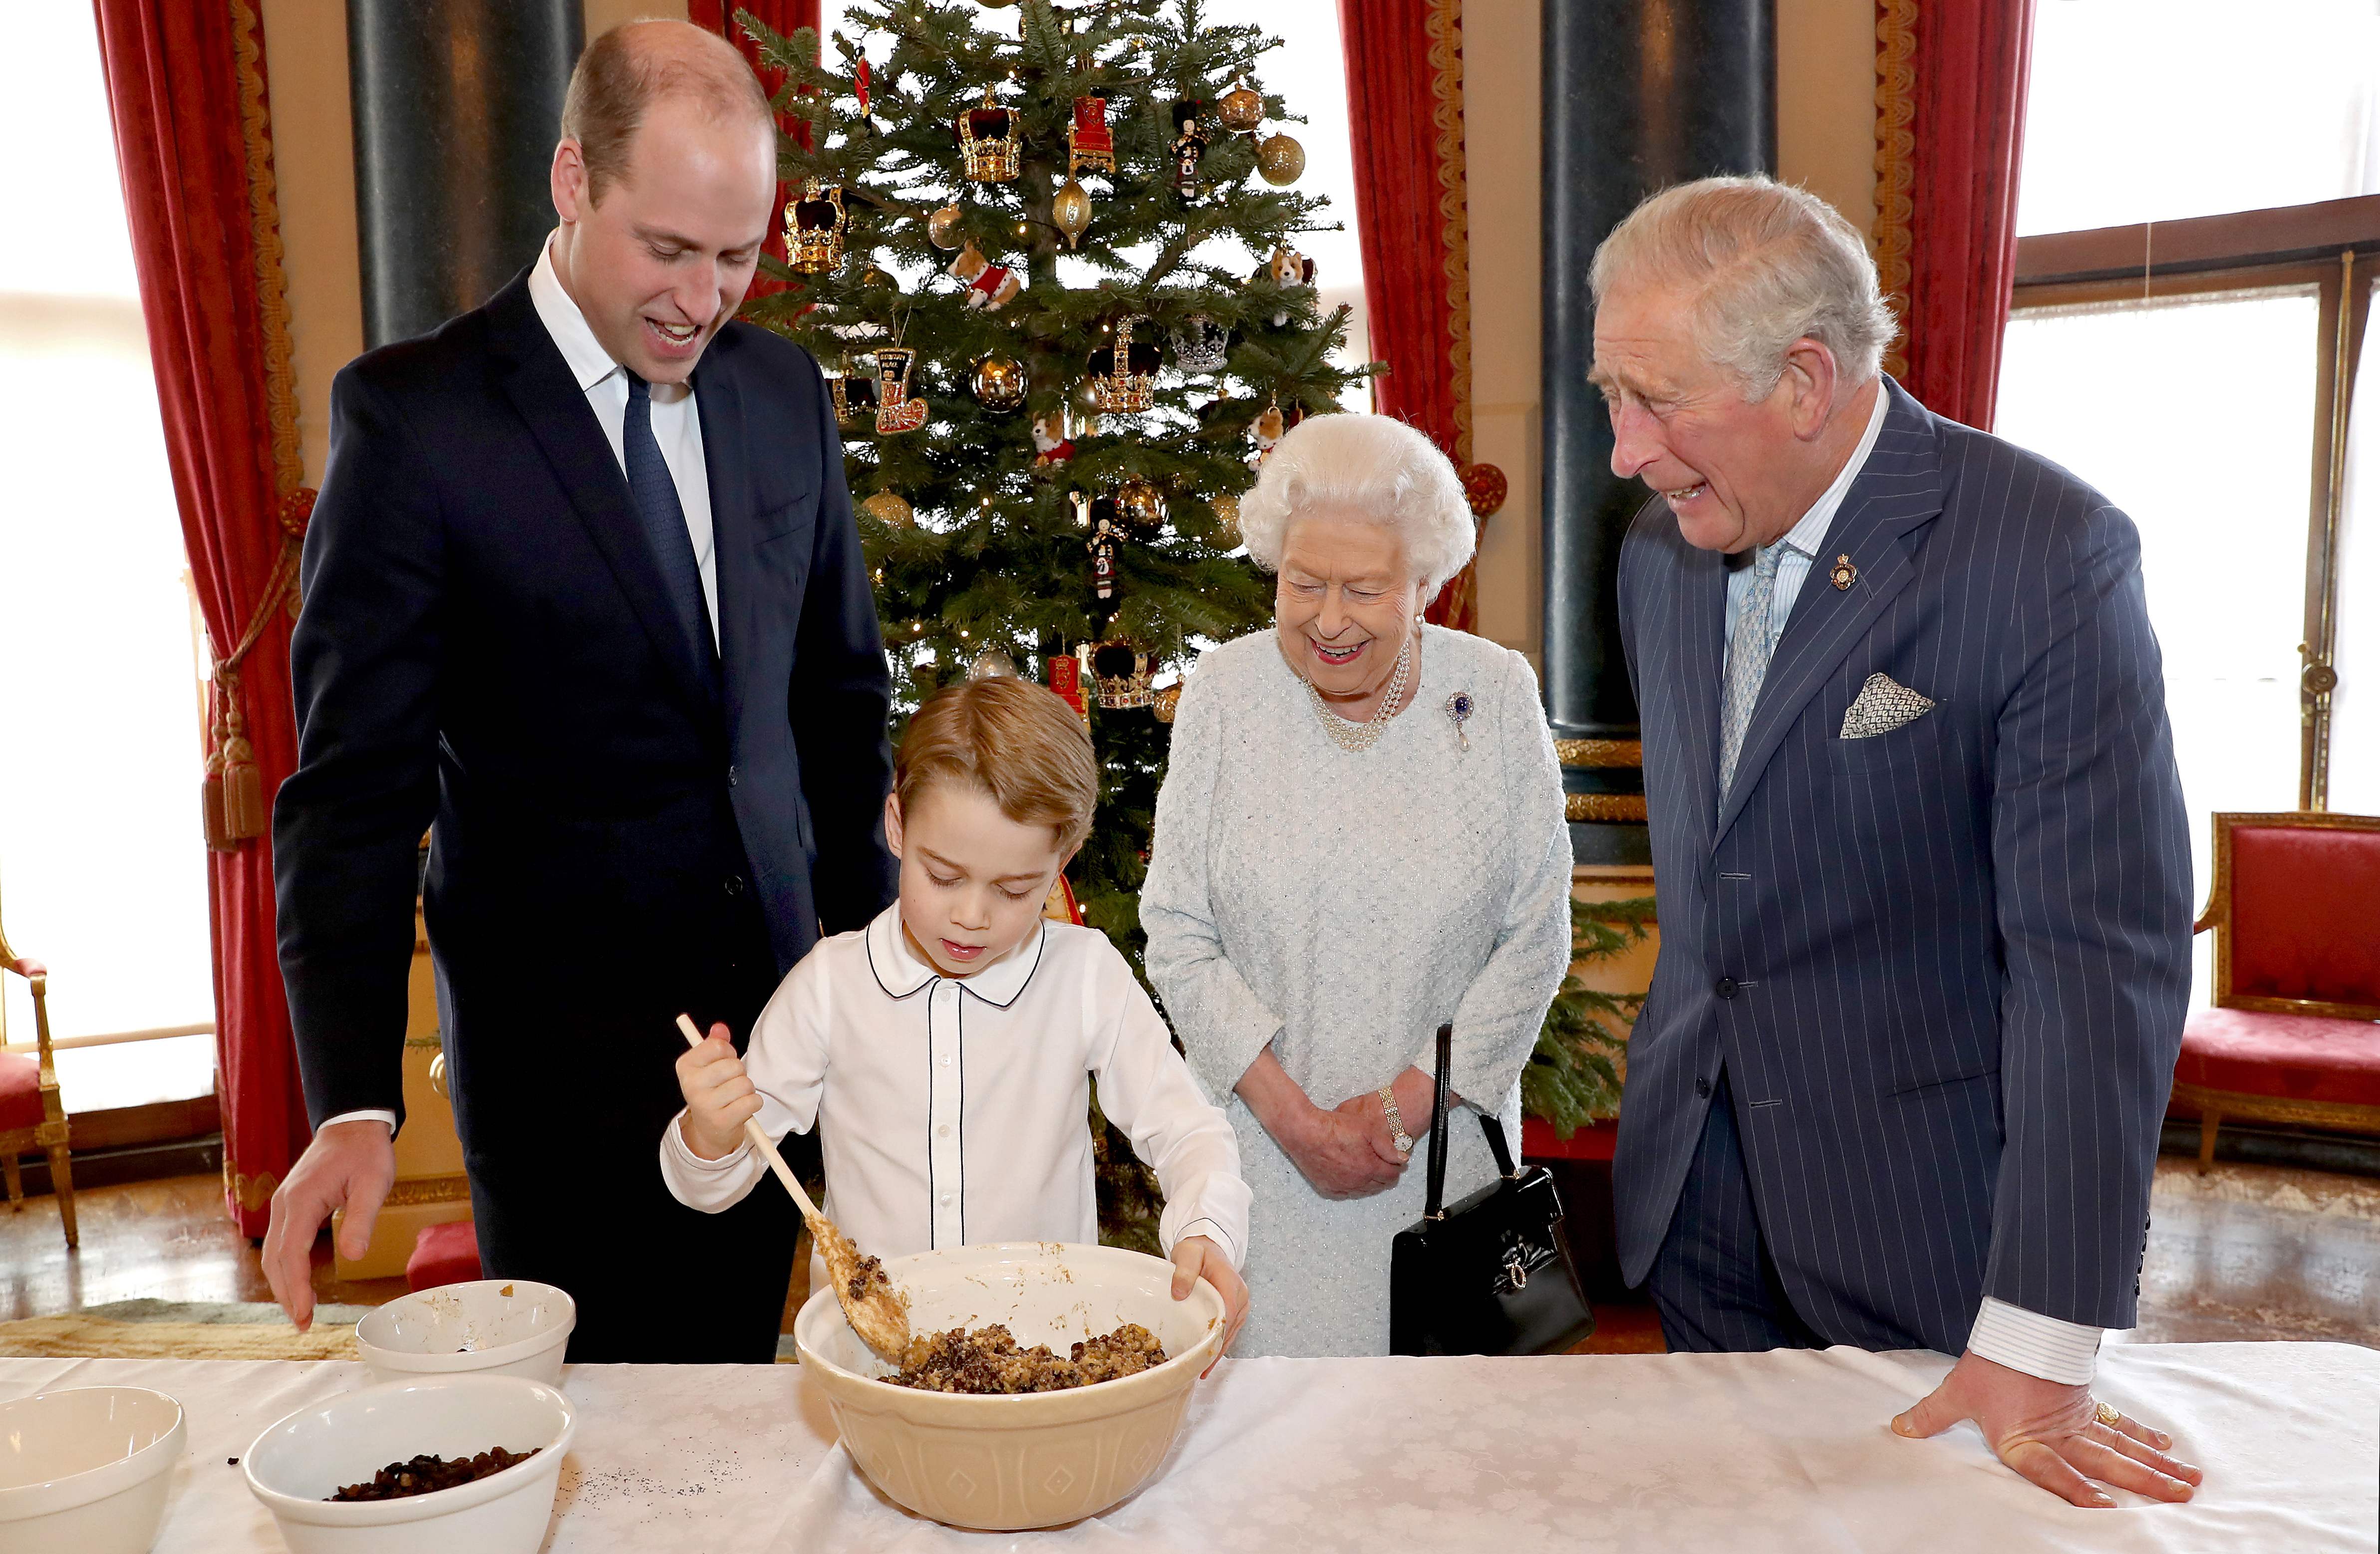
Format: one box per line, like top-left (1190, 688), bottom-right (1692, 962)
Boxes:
top-left (0, 1386), bottom-right (185, 1554)
top-left (795, 1241), bottom-right (1226, 1531)
top-left (243, 1373), bottom-right (574, 1554)
top-left (354, 1280), bottom-right (575, 1386)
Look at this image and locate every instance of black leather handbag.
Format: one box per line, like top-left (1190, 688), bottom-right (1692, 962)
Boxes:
top-left (1389, 1025), bottom-right (1595, 1356)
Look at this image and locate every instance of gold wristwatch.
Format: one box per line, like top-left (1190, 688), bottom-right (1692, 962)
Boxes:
top-left (1379, 1086), bottom-right (1414, 1156)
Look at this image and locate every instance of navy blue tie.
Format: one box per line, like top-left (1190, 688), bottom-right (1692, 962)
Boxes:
top-left (622, 371), bottom-right (715, 679)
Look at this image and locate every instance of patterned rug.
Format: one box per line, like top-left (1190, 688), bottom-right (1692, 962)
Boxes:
top-left (0, 1298), bottom-right (369, 1360)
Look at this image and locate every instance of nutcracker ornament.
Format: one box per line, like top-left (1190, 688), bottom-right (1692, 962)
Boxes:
top-left (1088, 517), bottom-right (1122, 604)
top-left (786, 180), bottom-right (848, 273)
top-left (1170, 112), bottom-right (1208, 200)
top-left (874, 346), bottom-right (928, 435)
top-left (947, 242), bottom-right (1023, 311)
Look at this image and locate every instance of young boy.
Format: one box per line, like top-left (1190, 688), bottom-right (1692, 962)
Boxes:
top-left (661, 676), bottom-right (1251, 1351)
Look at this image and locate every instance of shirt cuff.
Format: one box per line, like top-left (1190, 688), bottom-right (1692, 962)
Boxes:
top-left (319, 1109), bottom-right (396, 1135)
top-left (1966, 1295), bottom-right (2103, 1385)
top-left (1168, 1216), bottom-right (1240, 1269)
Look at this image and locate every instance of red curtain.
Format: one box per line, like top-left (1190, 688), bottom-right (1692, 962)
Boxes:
top-left (1874, 0), bottom-right (2037, 431)
top-left (1338, 0), bottom-right (1481, 630)
top-left (690, 0), bottom-right (823, 301)
top-left (91, 0), bottom-right (311, 1235)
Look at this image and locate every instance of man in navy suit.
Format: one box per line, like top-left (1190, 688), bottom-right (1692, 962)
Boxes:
top-left (1595, 177), bottom-right (2205, 1504)
top-left (260, 21), bottom-right (896, 1362)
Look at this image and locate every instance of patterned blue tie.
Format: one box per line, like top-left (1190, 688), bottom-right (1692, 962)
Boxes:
top-left (1717, 542), bottom-right (1785, 811)
top-left (622, 371), bottom-right (715, 677)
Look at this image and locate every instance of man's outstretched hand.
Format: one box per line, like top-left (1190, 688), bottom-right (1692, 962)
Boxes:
top-left (260, 1118), bottom-right (397, 1332)
top-left (1893, 1349), bottom-right (2203, 1507)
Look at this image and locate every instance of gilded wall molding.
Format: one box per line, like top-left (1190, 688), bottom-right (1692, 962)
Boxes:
top-left (1565, 793), bottom-right (1649, 823)
top-left (1555, 739), bottom-right (1643, 769)
top-left (1872, 0), bottom-right (1917, 380)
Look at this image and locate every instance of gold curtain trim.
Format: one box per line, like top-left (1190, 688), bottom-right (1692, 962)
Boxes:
top-left (1872, 0), bottom-right (1917, 380)
top-left (1555, 739), bottom-right (1643, 769)
top-left (231, 0), bottom-right (303, 500)
top-left (1565, 793), bottom-right (1648, 823)
top-left (1425, 0), bottom-right (1473, 470)
top-left (226, 1162), bottom-right (280, 1213)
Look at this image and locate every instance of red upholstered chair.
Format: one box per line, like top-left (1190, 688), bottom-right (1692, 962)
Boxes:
top-left (0, 912), bottom-right (76, 1247)
top-left (405, 1219), bottom-right (483, 1291)
top-left (2174, 811), bottom-right (2380, 1170)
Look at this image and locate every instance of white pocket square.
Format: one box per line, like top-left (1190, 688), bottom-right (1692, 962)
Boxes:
top-left (1840, 673), bottom-right (1938, 739)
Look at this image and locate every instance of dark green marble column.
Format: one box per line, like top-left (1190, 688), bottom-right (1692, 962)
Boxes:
top-left (348, 0), bottom-right (584, 348)
top-left (1541, 0), bottom-right (1776, 863)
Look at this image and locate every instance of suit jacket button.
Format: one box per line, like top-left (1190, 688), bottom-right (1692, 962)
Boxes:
top-left (727, 765), bottom-right (739, 787)
top-left (1696, 1077), bottom-right (1713, 1098)
top-left (1714, 976), bottom-right (1739, 999)
top-left (724, 875), bottom-right (745, 897)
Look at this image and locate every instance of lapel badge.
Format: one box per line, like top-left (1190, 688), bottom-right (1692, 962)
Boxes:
top-left (1829, 553), bottom-right (1858, 591)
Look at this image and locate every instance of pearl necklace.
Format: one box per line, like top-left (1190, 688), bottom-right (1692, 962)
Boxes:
top-left (1303, 635), bottom-right (1414, 753)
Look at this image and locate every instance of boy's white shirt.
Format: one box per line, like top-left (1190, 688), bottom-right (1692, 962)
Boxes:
top-left (658, 905), bottom-right (1250, 1269)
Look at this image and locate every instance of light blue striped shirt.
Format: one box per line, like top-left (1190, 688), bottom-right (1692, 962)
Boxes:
top-left (1722, 385), bottom-right (1890, 680)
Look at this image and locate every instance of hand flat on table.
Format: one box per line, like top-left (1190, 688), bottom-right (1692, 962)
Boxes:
top-left (1893, 1349), bottom-right (2203, 1507)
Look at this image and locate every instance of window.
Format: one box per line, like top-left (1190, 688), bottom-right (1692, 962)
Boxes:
top-left (2001, 3), bottom-right (2380, 1004)
top-left (0, 9), bottom-right (218, 1113)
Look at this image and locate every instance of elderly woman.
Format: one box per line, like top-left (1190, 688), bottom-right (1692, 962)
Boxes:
top-left (1142, 413), bottom-right (1572, 1357)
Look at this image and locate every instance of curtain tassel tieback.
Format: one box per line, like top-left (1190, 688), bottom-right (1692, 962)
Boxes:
top-left (203, 488), bottom-right (314, 852)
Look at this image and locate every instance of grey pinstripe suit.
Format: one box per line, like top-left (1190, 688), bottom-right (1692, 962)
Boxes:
top-left (1613, 378), bottom-right (2193, 1353)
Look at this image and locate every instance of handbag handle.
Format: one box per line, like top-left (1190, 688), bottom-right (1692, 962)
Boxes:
top-left (1421, 1023), bottom-right (1524, 1221)
top-left (1422, 1023), bottom-right (1454, 1220)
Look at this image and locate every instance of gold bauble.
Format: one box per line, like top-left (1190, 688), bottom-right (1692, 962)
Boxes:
top-left (970, 352), bottom-right (1027, 412)
top-left (859, 265), bottom-right (899, 291)
top-left (1070, 378), bottom-right (1105, 438)
top-left (1217, 82), bottom-right (1263, 134)
top-left (1052, 177), bottom-right (1093, 251)
top-left (1256, 132), bottom-right (1305, 186)
top-left (860, 491), bottom-right (914, 527)
top-left (1153, 682), bottom-right (1184, 724)
top-left (968, 647), bottom-right (1019, 680)
top-left (1116, 477), bottom-right (1166, 527)
top-left (927, 205), bottom-right (965, 250)
top-left (1211, 492), bottom-right (1241, 543)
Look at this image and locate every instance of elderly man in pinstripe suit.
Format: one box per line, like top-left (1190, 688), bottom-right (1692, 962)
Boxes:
top-left (1593, 177), bottom-right (2205, 1507)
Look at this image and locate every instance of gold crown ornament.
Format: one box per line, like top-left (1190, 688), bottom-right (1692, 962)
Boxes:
top-left (1090, 639), bottom-right (1156, 709)
top-left (1171, 314), bottom-right (1229, 374)
top-left (1086, 316), bottom-right (1160, 415)
top-left (956, 87), bottom-right (1021, 183)
top-left (786, 180), bottom-right (848, 273)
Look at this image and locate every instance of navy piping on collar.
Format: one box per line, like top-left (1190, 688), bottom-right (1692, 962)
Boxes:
top-left (863, 915), bottom-right (1051, 1009)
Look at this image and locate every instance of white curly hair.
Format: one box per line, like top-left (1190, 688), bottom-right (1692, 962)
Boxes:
top-left (1236, 414), bottom-right (1475, 594)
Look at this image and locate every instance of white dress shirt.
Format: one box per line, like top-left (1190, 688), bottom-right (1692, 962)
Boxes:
top-left (659, 907), bottom-right (1252, 1273)
top-left (1719, 380), bottom-right (2102, 1387)
top-left (318, 234), bottom-right (724, 1143)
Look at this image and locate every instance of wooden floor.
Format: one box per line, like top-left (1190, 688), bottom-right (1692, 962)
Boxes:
top-left (2, 1156), bottom-right (2374, 1352)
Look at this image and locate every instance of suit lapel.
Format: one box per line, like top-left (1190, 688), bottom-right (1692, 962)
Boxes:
top-left (1671, 540), bottom-right (1729, 847)
top-left (485, 275), bottom-right (719, 718)
top-left (694, 345), bottom-right (756, 741)
top-left (1713, 380), bottom-right (1949, 844)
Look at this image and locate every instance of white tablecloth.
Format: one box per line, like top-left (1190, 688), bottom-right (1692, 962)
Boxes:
top-left (5, 1343), bottom-right (2371, 1553)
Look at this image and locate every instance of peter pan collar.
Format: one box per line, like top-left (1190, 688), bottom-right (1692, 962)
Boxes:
top-left (863, 904), bottom-right (1048, 1010)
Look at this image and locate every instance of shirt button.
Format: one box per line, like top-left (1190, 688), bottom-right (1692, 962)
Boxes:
top-left (724, 875), bottom-right (745, 897)
top-left (937, 1124), bottom-right (951, 1138)
top-left (939, 1193), bottom-right (953, 1206)
top-left (1714, 976), bottom-right (1740, 999)
top-left (940, 1055), bottom-right (952, 1067)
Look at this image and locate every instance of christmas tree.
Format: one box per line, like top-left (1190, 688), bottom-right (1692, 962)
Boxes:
top-left (737, 0), bottom-right (1368, 965)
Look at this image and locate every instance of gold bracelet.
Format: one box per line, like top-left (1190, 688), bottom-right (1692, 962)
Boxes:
top-left (1380, 1086), bottom-right (1414, 1156)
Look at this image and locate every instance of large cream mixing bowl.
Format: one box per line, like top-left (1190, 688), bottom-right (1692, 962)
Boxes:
top-left (793, 1241), bottom-right (1226, 1530)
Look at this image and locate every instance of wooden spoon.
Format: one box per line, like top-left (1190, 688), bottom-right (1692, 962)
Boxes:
top-left (674, 1014), bottom-right (911, 1365)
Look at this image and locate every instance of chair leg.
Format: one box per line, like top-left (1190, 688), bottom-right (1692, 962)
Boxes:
top-left (46, 1146), bottom-right (75, 1249)
top-left (1, 1153), bottom-right (19, 1211)
top-left (2197, 1110), bottom-right (2222, 1174)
